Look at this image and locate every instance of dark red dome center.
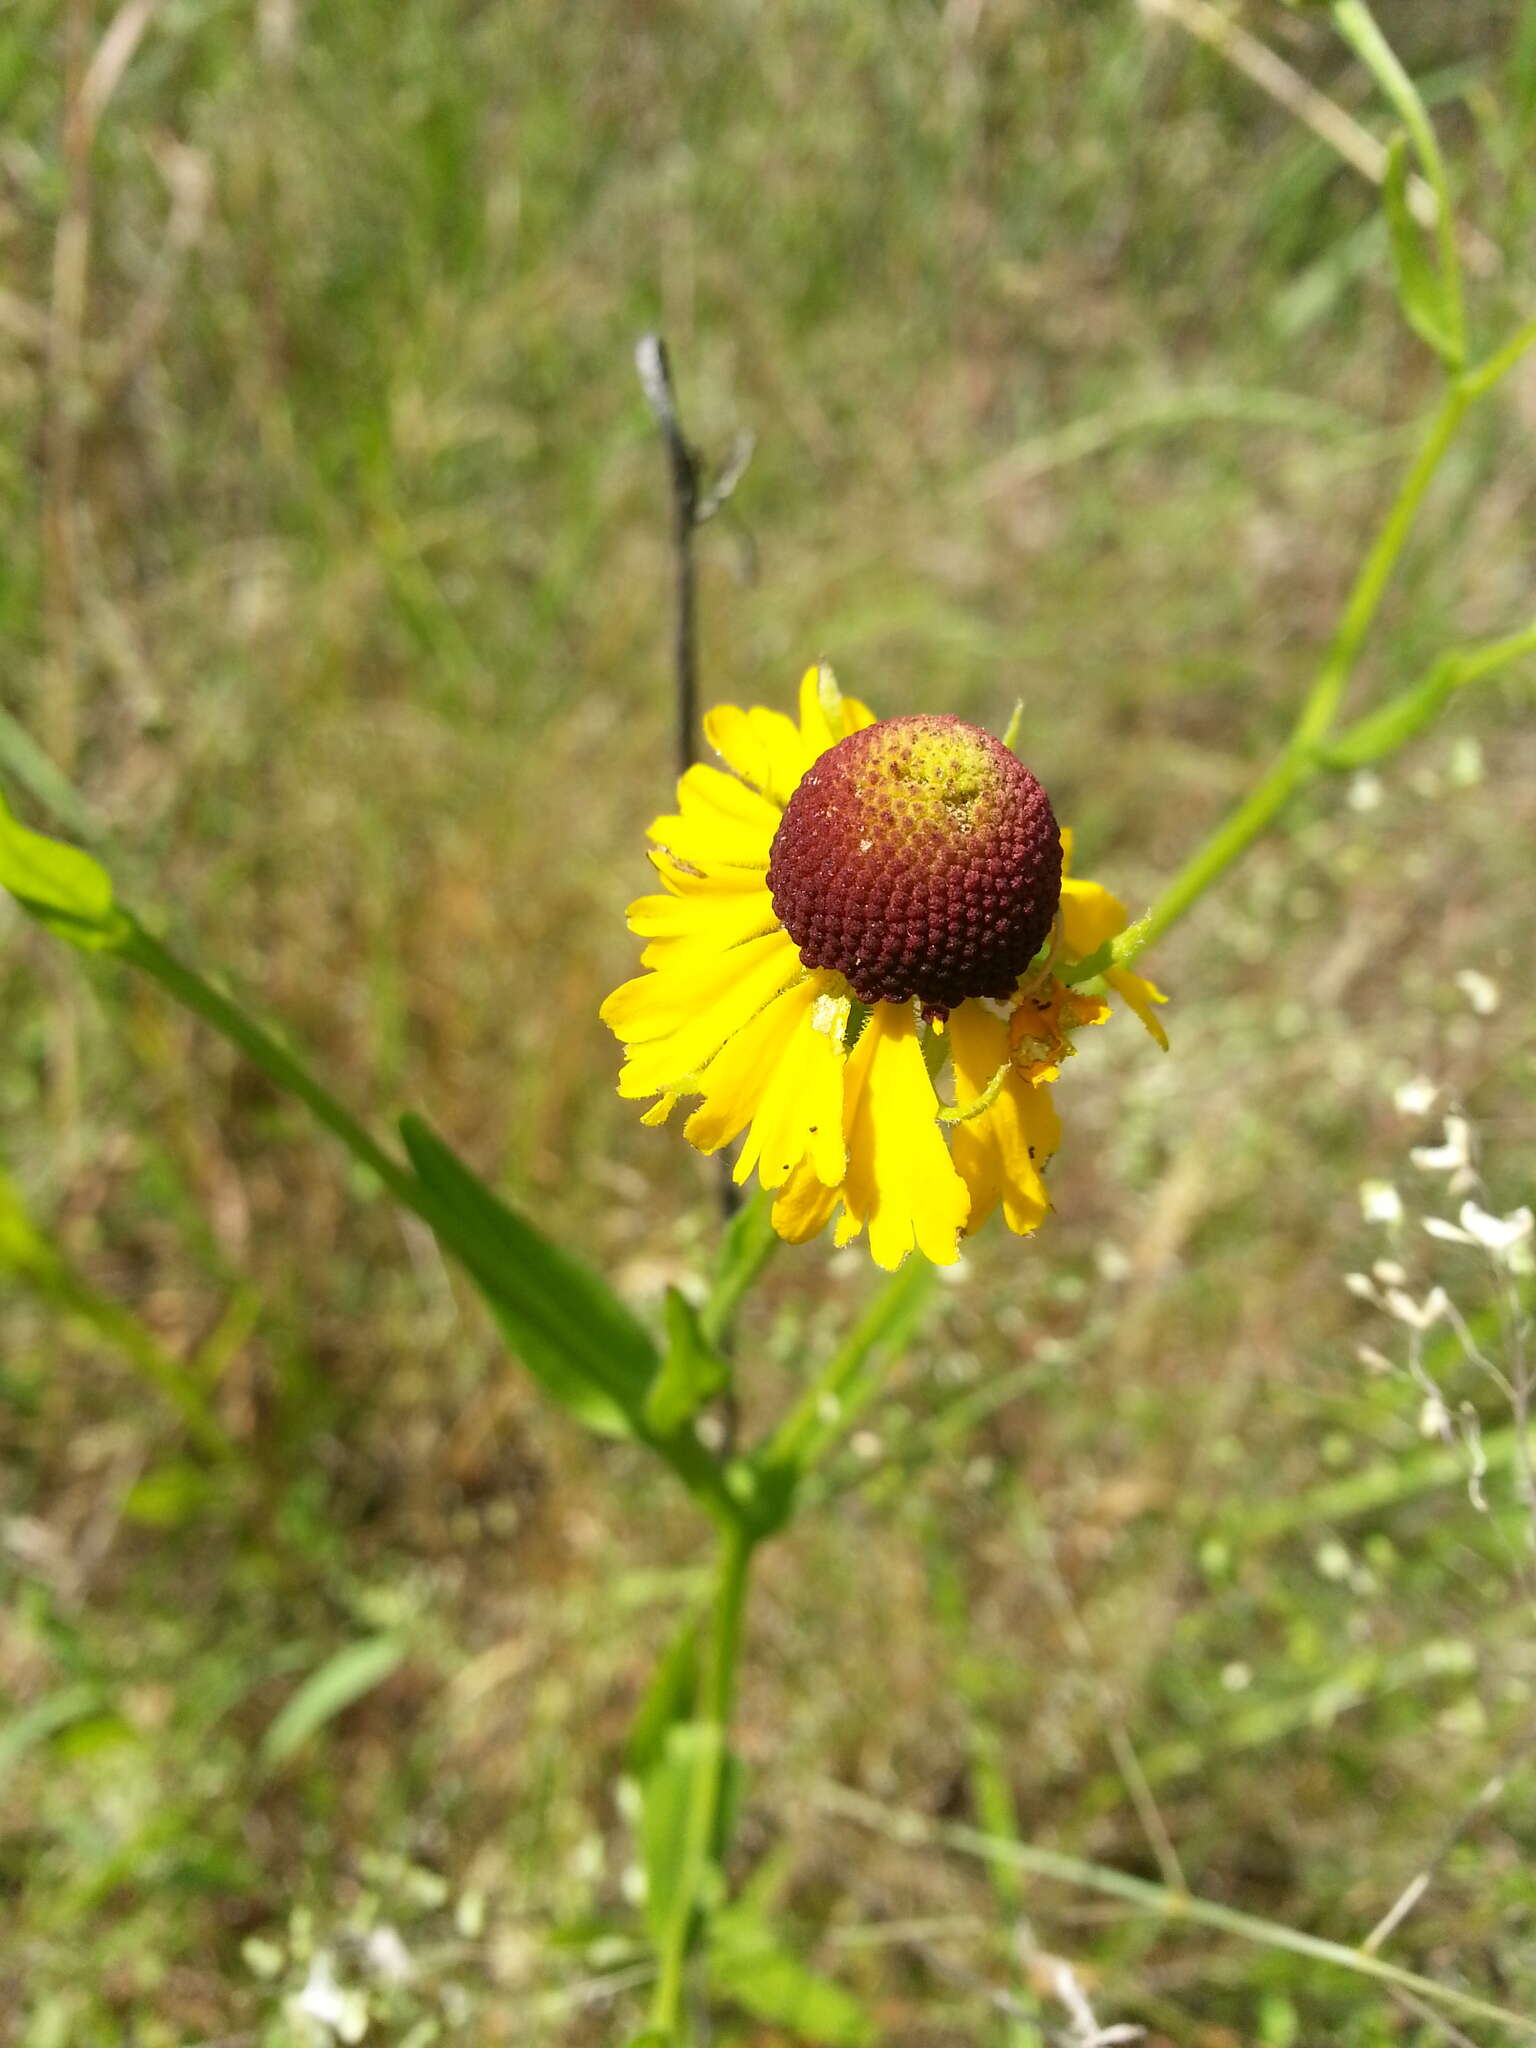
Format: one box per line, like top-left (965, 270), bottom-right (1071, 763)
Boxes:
top-left (766, 714), bottom-right (1062, 1016)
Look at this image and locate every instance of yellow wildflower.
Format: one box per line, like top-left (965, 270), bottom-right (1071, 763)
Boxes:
top-left (602, 667), bottom-right (1166, 1269)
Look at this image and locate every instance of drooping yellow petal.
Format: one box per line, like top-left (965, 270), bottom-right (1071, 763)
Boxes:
top-left (833, 1003), bottom-right (970, 1269)
top-left (947, 1001), bottom-right (1061, 1237)
top-left (734, 981), bottom-right (847, 1189)
top-left (1058, 847), bottom-right (1170, 1048)
top-left (1106, 964), bottom-right (1170, 1050)
top-left (682, 974), bottom-right (846, 1189)
top-left (771, 1159), bottom-right (843, 1245)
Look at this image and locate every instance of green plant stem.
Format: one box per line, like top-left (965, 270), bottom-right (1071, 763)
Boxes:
top-left (648, 1518), bottom-right (757, 2039)
top-left (1293, 382), bottom-right (1467, 746)
top-left (1116, 318), bottom-right (1536, 970)
top-left (759, 1261), bottom-right (936, 1481)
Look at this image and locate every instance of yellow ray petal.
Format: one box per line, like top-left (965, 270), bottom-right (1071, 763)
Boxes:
top-left (704, 703), bottom-right (816, 807)
top-left (796, 663), bottom-right (841, 758)
top-left (683, 976), bottom-right (846, 1189)
top-left (648, 763), bottom-right (781, 872)
top-left (1106, 964), bottom-right (1170, 1050)
top-left (626, 883), bottom-right (780, 953)
top-left (835, 1003), bottom-right (970, 1269)
top-left (1059, 874), bottom-right (1128, 959)
top-left (771, 1159), bottom-right (843, 1245)
top-left (603, 927), bottom-right (802, 1066)
top-left (677, 761), bottom-right (782, 832)
top-left (647, 849), bottom-right (768, 897)
top-left (948, 1001), bottom-right (1060, 1237)
top-left (731, 980), bottom-right (847, 1189)
top-left (794, 663), bottom-right (879, 763)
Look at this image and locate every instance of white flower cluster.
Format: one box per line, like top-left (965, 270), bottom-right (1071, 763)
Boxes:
top-left (1345, 1074), bottom-right (1533, 1525)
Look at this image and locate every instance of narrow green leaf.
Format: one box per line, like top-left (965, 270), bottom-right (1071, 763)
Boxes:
top-left (709, 1908), bottom-right (874, 2046)
top-left (640, 1720), bottom-right (724, 1949)
top-left (260, 1636), bottom-right (405, 1768)
top-left (624, 2034), bottom-right (674, 2047)
top-left (627, 1613), bottom-right (701, 1780)
top-left (0, 786), bottom-right (128, 950)
top-left (645, 1289), bottom-right (731, 1435)
top-left (1382, 134), bottom-right (1461, 365)
top-left (400, 1115), bottom-right (657, 1439)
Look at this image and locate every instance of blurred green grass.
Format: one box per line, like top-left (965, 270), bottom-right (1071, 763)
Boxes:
top-left (3, 1), bottom-right (1536, 2041)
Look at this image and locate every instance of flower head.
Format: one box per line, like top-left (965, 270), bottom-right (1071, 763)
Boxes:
top-left (602, 666), bottom-right (1166, 1269)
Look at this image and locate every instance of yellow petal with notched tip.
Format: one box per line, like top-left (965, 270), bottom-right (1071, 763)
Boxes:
top-left (704, 703), bottom-right (816, 808)
top-left (605, 931), bottom-right (805, 1111)
top-left (833, 1003), bottom-right (970, 1269)
top-left (647, 763), bottom-right (781, 872)
top-left (628, 884), bottom-right (782, 971)
top-left (771, 1158), bottom-right (843, 1245)
top-left (947, 1001), bottom-right (1060, 1238)
top-left (647, 848), bottom-right (768, 897)
top-left (683, 975), bottom-right (846, 1189)
top-left (1107, 964), bottom-right (1169, 1050)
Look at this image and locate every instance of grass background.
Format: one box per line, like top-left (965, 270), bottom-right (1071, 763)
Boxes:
top-left (3, 1), bottom-right (1536, 2040)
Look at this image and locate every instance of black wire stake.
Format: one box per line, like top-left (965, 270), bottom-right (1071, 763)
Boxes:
top-left (634, 336), bottom-right (756, 1235)
top-left (634, 334), bottom-right (755, 778)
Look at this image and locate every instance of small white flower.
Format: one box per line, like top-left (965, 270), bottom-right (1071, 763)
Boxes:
top-left (1356, 1343), bottom-right (1395, 1374)
top-left (1458, 1201), bottom-right (1533, 1254)
top-left (363, 1926), bottom-right (413, 1987)
top-left (1419, 1391), bottom-right (1452, 1439)
top-left (1384, 1285), bottom-right (1448, 1331)
top-left (1343, 1271), bottom-right (1378, 1302)
top-left (1371, 1258), bottom-right (1407, 1287)
top-left (1422, 1215), bottom-right (1474, 1246)
top-left (1359, 1179), bottom-right (1403, 1227)
top-left (1453, 968), bottom-right (1500, 1017)
top-left (291, 1956), bottom-right (368, 2044)
top-left (1411, 1115), bottom-right (1472, 1176)
top-left (1393, 1076), bottom-right (1439, 1117)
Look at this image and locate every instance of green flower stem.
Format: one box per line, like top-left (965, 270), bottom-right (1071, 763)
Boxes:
top-left (1331, 0), bottom-right (1464, 365)
top-left (1115, 318), bottom-right (1536, 970)
top-left (1292, 382), bottom-right (1468, 748)
top-left (648, 1516), bottom-right (757, 2038)
top-left (759, 1261), bottom-right (937, 1482)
